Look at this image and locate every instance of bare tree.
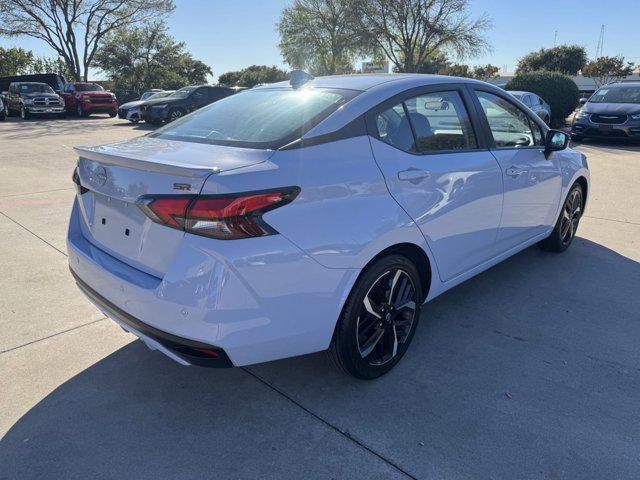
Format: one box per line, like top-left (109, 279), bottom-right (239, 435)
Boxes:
top-left (354, 0), bottom-right (492, 73)
top-left (277, 0), bottom-right (363, 75)
top-left (0, 0), bottom-right (174, 81)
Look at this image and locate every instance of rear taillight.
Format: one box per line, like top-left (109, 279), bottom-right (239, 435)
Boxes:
top-left (72, 167), bottom-right (89, 195)
top-left (136, 187), bottom-right (300, 240)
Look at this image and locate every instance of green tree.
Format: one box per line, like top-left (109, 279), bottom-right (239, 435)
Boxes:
top-left (93, 22), bottom-right (212, 97)
top-left (0, 0), bottom-right (174, 81)
top-left (582, 56), bottom-right (635, 87)
top-left (29, 56), bottom-right (74, 78)
top-left (0, 47), bottom-right (33, 76)
top-left (440, 64), bottom-right (471, 77)
top-left (277, 0), bottom-right (363, 75)
top-left (354, 0), bottom-right (491, 73)
top-left (471, 64), bottom-right (499, 80)
top-left (516, 45), bottom-right (587, 75)
top-left (506, 71), bottom-right (579, 126)
top-left (218, 65), bottom-right (289, 88)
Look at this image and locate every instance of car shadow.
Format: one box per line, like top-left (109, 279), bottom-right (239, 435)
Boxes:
top-left (2, 237), bottom-right (640, 478)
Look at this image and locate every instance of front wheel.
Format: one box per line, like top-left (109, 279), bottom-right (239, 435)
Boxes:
top-left (77, 104), bottom-right (89, 117)
top-left (109, 110), bottom-right (117, 118)
top-left (168, 107), bottom-right (184, 122)
top-left (328, 254), bottom-right (424, 379)
top-left (20, 105), bottom-right (30, 120)
top-left (538, 183), bottom-right (584, 253)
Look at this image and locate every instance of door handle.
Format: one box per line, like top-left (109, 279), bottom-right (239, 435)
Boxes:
top-left (398, 169), bottom-right (431, 183)
top-left (505, 166), bottom-right (525, 178)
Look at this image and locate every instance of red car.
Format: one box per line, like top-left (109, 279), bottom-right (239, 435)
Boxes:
top-left (60, 82), bottom-right (118, 117)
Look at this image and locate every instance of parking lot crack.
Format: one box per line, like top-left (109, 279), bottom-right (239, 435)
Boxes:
top-left (242, 367), bottom-right (418, 480)
top-left (0, 317), bottom-right (107, 355)
top-left (0, 210), bottom-right (67, 257)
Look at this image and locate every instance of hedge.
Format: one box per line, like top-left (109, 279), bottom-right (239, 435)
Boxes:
top-left (505, 71), bottom-right (580, 127)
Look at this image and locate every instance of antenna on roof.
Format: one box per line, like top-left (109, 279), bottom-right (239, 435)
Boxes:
top-left (290, 70), bottom-right (314, 89)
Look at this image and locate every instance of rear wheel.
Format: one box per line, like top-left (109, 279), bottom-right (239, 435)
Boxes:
top-left (538, 183), bottom-right (584, 253)
top-left (328, 254), bottom-right (424, 379)
top-left (168, 107), bottom-right (184, 122)
top-left (109, 110), bottom-right (117, 118)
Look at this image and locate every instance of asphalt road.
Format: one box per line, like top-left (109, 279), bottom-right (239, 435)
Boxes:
top-left (1, 116), bottom-right (639, 480)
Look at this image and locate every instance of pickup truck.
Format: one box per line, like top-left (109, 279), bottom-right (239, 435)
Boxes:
top-left (3, 82), bottom-right (66, 119)
top-left (60, 82), bottom-right (118, 117)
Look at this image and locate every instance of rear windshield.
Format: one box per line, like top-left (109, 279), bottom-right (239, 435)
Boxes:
top-left (75, 83), bottom-right (104, 92)
top-left (590, 86), bottom-right (640, 104)
top-left (18, 83), bottom-right (54, 94)
top-left (171, 86), bottom-right (198, 98)
top-left (150, 87), bottom-right (359, 149)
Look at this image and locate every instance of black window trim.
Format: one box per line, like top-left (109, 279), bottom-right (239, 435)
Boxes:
top-left (469, 86), bottom-right (549, 151)
top-left (365, 82), bottom-right (489, 156)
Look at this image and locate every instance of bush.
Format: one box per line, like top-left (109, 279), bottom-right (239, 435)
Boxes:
top-left (505, 71), bottom-right (579, 127)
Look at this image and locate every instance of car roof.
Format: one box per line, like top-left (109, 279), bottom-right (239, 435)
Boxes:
top-left (603, 81), bottom-right (640, 88)
top-left (256, 73), bottom-right (487, 92)
top-left (11, 82), bottom-right (48, 85)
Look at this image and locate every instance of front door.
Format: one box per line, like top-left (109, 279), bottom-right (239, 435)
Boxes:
top-left (368, 86), bottom-right (503, 282)
top-left (472, 90), bottom-right (562, 251)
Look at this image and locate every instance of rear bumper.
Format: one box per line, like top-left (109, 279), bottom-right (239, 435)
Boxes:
top-left (71, 268), bottom-right (233, 367)
top-left (67, 199), bottom-right (358, 367)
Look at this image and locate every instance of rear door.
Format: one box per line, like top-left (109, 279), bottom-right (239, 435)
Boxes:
top-left (367, 84), bottom-right (504, 282)
top-left (471, 89), bottom-right (562, 251)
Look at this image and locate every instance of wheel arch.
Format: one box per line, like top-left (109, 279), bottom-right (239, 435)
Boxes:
top-left (575, 175), bottom-right (589, 210)
top-left (360, 242), bottom-right (433, 299)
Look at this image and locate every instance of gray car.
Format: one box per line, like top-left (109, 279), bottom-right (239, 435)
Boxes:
top-left (571, 82), bottom-right (640, 142)
top-left (508, 91), bottom-right (552, 124)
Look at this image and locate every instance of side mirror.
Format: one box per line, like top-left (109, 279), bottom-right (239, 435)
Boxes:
top-left (579, 98), bottom-right (588, 106)
top-left (545, 129), bottom-right (570, 155)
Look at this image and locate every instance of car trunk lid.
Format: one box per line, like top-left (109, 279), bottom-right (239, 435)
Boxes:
top-left (74, 136), bottom-right (274, 277)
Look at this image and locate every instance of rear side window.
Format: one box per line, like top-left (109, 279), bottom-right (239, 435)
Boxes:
top-left (151, 87), bottom-right (358, 149)
top-left (375, 90), bottom-right (477, 153)
top-left (477, 91), bottom-right (541, 148)
top-left (376, 103), bottom-right (417, 152)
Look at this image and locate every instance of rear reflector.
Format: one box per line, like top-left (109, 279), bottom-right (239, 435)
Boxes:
top-left (136, 187), bottom-right (300, 240)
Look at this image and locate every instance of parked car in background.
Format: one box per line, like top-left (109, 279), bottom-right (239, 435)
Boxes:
top-left (508, 91), bottom-right (551, 124)
top-left (0, 73), bottom-right (66, 97)
top-left (118, 90), bottom-right (175, 123)
top-left (571, 82), bottom-right (640, 142)
top-left (140, 85), bottom-right (236, 125)
top-left (4, 82), bottom-right (66, 119)
top-left (60, 82), bottom-right (118, 117)
top-left (68, 74), bottom-right (589, 379)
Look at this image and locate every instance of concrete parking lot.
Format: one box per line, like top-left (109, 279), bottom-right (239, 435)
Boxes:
top-left (1, 115), bottom-right (639, 479)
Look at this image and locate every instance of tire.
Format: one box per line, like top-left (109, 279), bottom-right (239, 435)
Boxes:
top-left (77, 104), bottom-right (88, 117)
top-left (20, 104), bottom-right (30, 120)
top-left (0, 108), bottom-right (5, 121)
top-left (328, 254), bottom-right (424, 379)
top-left (109, 111), bottom-right (117, 118)
top-left (167, 107), bottom-right (184, 122)
top-left (538, 183), bottom-right (584, 253)
top-left (4, 103), bottom-right (10, 117)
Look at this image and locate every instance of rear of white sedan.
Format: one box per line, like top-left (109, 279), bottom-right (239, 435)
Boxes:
top-left (69, 74), bottom-right (588, 378)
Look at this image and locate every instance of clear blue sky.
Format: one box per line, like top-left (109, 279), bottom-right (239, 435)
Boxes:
top-left (3, 0), bottom-right (639, 80)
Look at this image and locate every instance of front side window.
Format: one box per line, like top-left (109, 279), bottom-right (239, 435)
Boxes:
top-left (151, 87), bottom-right (357, 149)
top-left (477, 91), bottom-right (538, 148)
